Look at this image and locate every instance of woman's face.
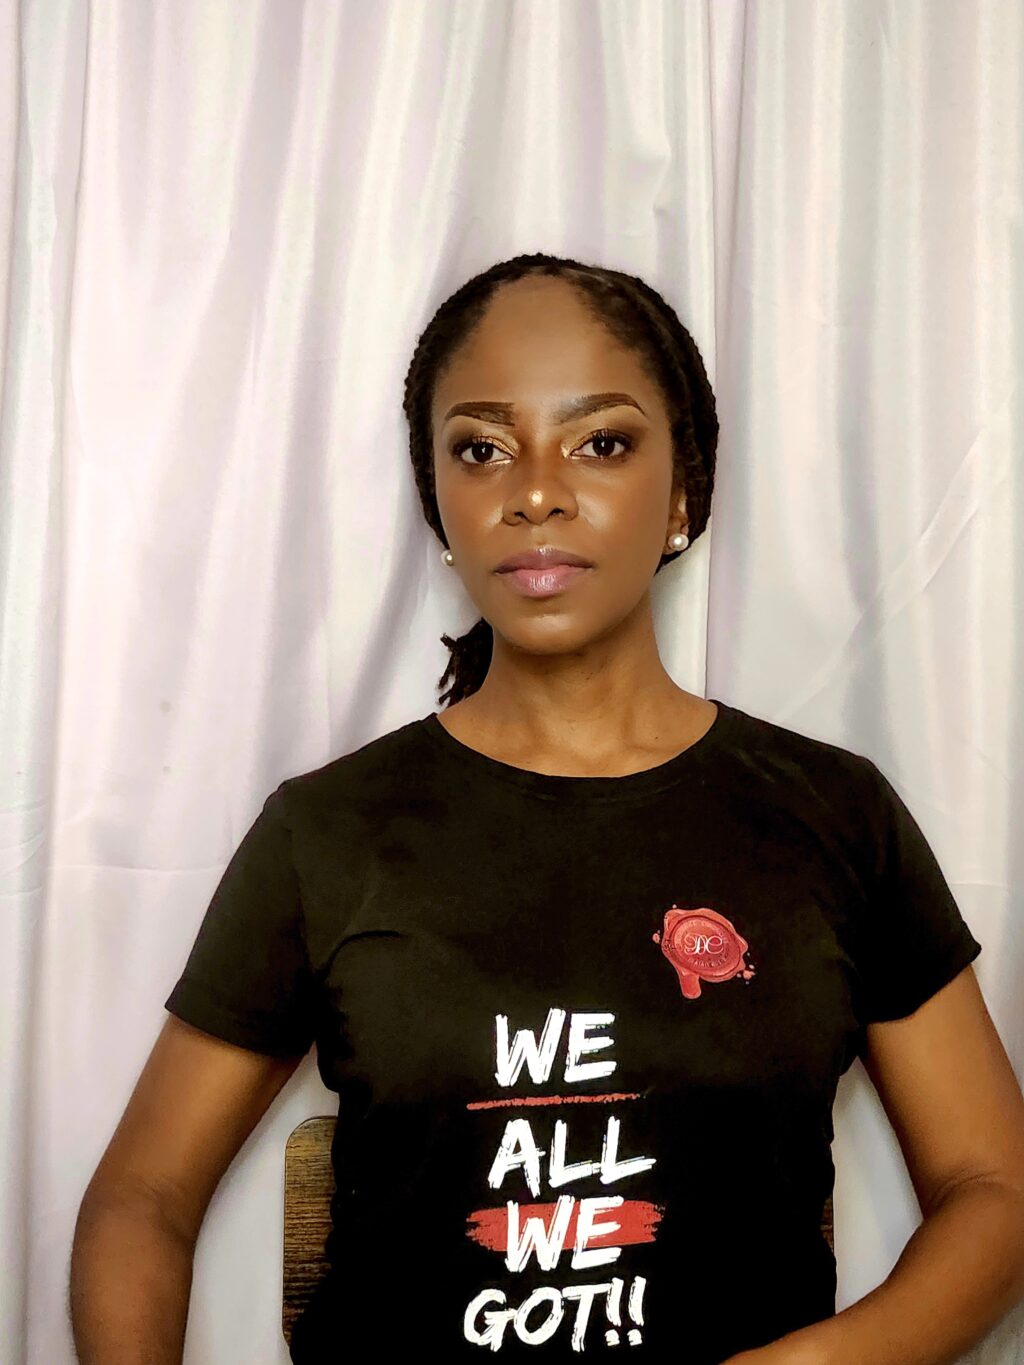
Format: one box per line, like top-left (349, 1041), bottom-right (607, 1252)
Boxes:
top-left (431, 275), bottom-right (687, 657)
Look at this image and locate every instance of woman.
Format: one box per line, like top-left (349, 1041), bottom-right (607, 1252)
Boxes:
top-left (71, 253), bottom-right (1024, 1363)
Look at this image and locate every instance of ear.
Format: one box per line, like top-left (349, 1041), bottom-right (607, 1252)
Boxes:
top-left (668, 493), bottom-right (689, 538)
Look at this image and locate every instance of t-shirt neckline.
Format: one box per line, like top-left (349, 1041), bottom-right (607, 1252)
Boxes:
top-left (417, 698), bottom-right (737, 802)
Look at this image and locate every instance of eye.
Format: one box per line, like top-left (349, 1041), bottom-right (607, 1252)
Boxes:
top-left (576, 429), bottom-right (633, 460)
top-left (452, 437), bottom-right (509, 467)
top-left (451, 428), bottom-right (634, 467)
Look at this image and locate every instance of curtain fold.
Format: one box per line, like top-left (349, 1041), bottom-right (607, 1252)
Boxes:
top-left (1, 2), bottom-right (90, 1358)
top-left (1, 2), bottom-right (1020, 1361)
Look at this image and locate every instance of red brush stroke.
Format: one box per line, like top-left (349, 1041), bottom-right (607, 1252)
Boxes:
top-left (466, 1091), bottom-right (641, 1110)
top-left (465, 1199), bottom-right (665, 1252)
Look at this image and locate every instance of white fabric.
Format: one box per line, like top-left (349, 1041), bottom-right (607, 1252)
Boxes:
top-left (2, 2), bottom-right (1021, 1361)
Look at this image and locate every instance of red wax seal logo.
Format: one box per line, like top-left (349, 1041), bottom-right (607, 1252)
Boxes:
top-left (652, 905), bottom-right (756, 999)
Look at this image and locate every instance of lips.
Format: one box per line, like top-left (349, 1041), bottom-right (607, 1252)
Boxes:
top-left (499, 563), bottom-right (592, 599)
top-left (495, 548), bottom-right (594, 572)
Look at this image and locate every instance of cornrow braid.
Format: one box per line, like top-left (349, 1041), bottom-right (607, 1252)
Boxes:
top-left (402, 251), bottom-right (719, 708)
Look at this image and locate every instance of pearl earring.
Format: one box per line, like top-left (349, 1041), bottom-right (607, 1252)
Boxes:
top-left (668, 532), bottom-right (689, 551)
top-left (442, 549), bottom-right (454, 566)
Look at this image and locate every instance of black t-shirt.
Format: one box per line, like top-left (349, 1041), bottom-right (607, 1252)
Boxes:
top-left (164, 699), bottom-right (983, 1363)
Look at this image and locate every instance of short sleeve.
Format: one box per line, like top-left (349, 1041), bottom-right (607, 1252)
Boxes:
top-left (164, 781), bottom-right (317, 1057)
top-left (854, 758), bottom-right (982, 1031)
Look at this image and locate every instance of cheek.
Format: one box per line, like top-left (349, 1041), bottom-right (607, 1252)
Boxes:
top-left (443, 485), bottom-right (497, 536)
top-left (431, 452), bottom-right (453, 506)
top-left (432, 462), bottom-right (486, 532)
top-left (585, 470), bottom-right (670, 544)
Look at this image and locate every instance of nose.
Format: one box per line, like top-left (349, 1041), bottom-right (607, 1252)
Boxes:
top-left (501, 452), bottom-right (580, 525)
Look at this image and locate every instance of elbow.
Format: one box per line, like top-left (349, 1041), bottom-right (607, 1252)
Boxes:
top-left (74, 1170), bottom-right (201, 1254)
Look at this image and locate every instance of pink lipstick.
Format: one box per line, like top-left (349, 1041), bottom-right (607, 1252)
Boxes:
top-left (499, 565), bottom-right (592, 598)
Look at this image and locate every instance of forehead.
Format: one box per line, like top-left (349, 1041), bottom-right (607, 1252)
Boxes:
top-left (430, 278), bottom-right (658, 425)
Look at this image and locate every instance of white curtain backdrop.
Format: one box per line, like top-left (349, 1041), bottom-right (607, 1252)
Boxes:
top-left (2, 2), bottom-right (1021, 1362)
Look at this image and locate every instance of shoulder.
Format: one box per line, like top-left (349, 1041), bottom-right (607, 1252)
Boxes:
top-left (721, 701), bottom-right (880, 793)
top-left (717, 702), bottom-right (896, 848)
top-left (269, 715), bottom-right (434, 820)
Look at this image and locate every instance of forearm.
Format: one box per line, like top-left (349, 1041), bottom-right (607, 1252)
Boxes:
top-left (743, 1178), bottom-right (1024, 1365)
top-left (70, 1191), bottom-right (196, 1364)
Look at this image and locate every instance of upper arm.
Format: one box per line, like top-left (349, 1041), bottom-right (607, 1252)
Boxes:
top-left (82, 1014), bottom-right (306, 1245)
top-left (861, 962), bottom-right (1024, 1216)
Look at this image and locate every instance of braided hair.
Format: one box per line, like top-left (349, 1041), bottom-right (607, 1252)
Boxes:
top-left (402, 251), bottom-right (719, 708)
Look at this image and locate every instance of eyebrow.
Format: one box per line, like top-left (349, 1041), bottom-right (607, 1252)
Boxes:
top-left (441, 391), bottom-right (646, 427)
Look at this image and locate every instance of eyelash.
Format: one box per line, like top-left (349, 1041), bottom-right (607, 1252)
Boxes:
top-left (451, 428), bottom-right (634, 466)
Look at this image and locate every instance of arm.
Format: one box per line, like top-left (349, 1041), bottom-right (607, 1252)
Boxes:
top-left (70, 1014), bottom-right (306, 1364)
top-left (728, 964), bottom-right (1024, 1365)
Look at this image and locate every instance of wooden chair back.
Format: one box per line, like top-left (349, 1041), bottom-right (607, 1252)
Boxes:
top-left (282, 1116), bottom-right (337, 1346)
